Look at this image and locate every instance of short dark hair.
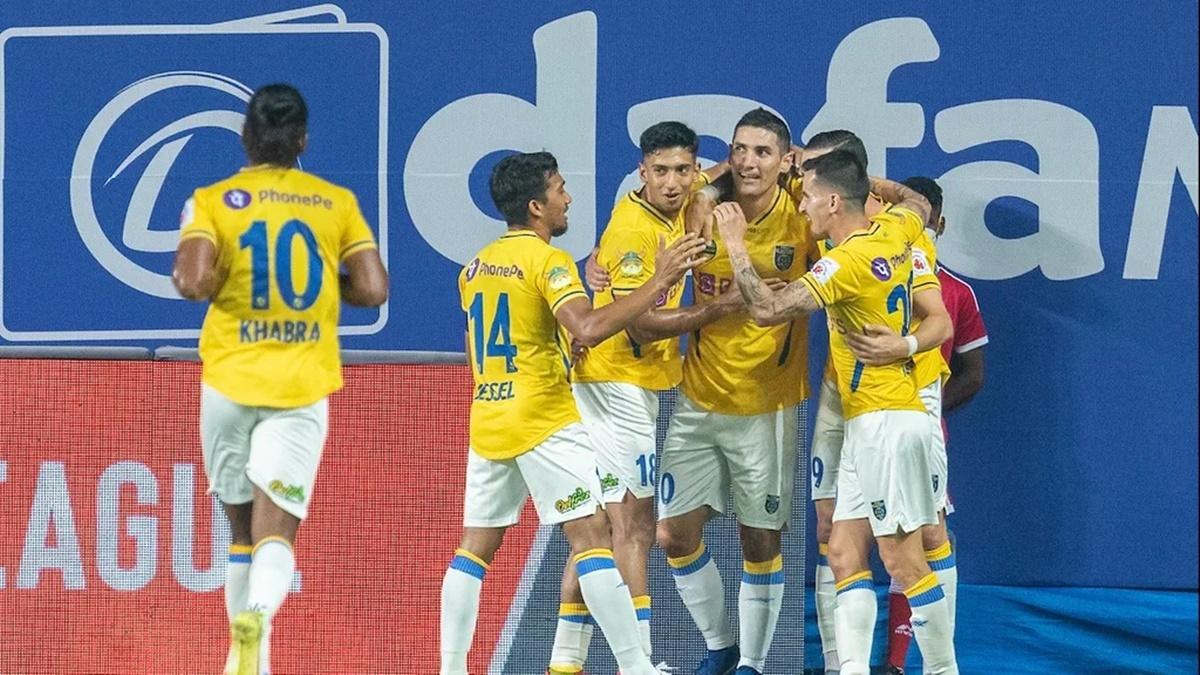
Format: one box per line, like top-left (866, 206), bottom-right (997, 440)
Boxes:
top-left (489, 152), bottom-right (559, 225)
top-left (801, 150), bottom-right (869, 209)
top-left (242, 83), bottom-right (307, 167)
top-left (805, 130), bottom-right (868, 171)
top-left (640, 121), bottom-right (698, 157)
top-left (734, 107), bottom-right (791, 151)
top-left (901, 176), bottom-right (943, 210)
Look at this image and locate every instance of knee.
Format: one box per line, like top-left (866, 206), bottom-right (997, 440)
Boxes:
top-left (826, 545), bottom-right (861, 580)
top-left (740, 526), bottom-right (781, 562)
top-left (656, 521), bottom-right (698, 559)
top-left (564, 511), bottom-right (612, 555)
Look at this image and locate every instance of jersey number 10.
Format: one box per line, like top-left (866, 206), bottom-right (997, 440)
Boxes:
top-left (239, 219), bottom-right (324, 311)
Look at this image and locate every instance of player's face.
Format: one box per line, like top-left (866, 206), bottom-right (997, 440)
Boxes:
top-left (639, 147), bottom-right (697, 216)
top-left (799, 180), bottom-right (834, 239)
top-left (541, 172), bottom-right (572, 237)
top-left (729, 126), bottom-right (792, 199)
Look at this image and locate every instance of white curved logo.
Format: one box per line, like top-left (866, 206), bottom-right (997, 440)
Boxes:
top-left (70, 71), bottom-right (252, 298)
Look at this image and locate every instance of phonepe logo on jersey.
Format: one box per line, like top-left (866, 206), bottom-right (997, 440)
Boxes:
top-left (406, 12), bottom-right (1197, 282)
top-left (0, 8), bottom-right (388, 340)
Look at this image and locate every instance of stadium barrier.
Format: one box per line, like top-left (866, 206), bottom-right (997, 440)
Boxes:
top-left (0, 352), bottom-right (810, 674)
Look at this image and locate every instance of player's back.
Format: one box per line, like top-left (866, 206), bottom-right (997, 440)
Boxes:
top-left (459, 231), bottom-right (587, 460)
top-left (183, 166), bottom-right (377, 408)
top-left (803, 211), bottom-right (925, 419)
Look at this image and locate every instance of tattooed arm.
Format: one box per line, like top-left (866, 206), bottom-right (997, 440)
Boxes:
top-left (713, 202), bottom-right (822, 326)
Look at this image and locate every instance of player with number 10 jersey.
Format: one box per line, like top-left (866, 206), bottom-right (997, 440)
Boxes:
top-left (181, 167), bottom-right (378, 408)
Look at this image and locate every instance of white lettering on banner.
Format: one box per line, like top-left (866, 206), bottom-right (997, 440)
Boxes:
top-left (803, 17), bottom-right (940, 180)
top-left (172, 462), bottom-right (226, 592)
top-left (405, 12), bottom-right (598, 264)
top-left (935, 100), bottom-right (1103, 280)
top-left (17, 462), bottom-right (86, 589)
top-left (96, 461), bottom-right (158, 591)
top-left (1124, 106), bottom-right (1200, 279)
top-left (4, 461), bottom-right (301, 593)
top-left (403, 13), bottom-right (1197, 280)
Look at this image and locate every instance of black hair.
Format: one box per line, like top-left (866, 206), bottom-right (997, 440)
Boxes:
top-left (801, 150), bottom-right (869, 208)
top-left (734, 107), bottom-right (791, 151)
top-left (639, 121), bottom-right (698, 157)
top-left (901, 176), bottom-right (944, 210)
top-left (805, 130), bottom-right (868, 171)
top-left (489, 151), bottom-right (559, 226)
top-left (242, 83), bottom-right (307, 167)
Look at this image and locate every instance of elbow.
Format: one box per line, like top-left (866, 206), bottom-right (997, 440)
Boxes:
top-left (348, 275), bottom-right (389, 307)
top-left (172, 273), bottom-right (211, 301)
top-left (363, 282), bottom-right (389, 307)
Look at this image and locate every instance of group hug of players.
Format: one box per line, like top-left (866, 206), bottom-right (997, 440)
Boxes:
top-left (172, 84), bottom-right (982, 675)
top-left (442, 108), bottom-right (986, 675)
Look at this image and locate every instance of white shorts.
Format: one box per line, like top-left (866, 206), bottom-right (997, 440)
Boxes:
top-left (919, 380), bottom-right (952, 516)
top-left (574, 381), bottom-right (660, 502)
top-left (658, 393), bottom-right (799, 530)
top-left (200, 383), bottom-right (328, 521)
top-left (833, 409), bottom-right (939, 537)
top-left (809, 378), bottom-right (844, 501)
top-left (462, 423), bottom-right (604, 528)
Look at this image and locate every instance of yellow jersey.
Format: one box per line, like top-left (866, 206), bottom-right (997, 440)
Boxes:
top-left (180, 166), bottom-right (378, 408)
top-left (459, 230), bottom-right (588, 460)
top-left (798, 207), bottom-right (926, 419)
top-left (572, 189), bottom-right (688, 390)
top-left (681, 186), bottom-right (820, 415)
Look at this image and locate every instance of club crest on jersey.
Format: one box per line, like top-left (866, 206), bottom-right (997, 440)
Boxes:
top-left (871, 499), bottom-right (887, 521)
top-left (548, 265), bottom-right (572, 290)
top-left (765, 494), bottom-right (781, 514)
top-left (618, 251), bottom-right (644, 278)
top-left (870, 257), bottom-right (892, 281)
top-left (223, 188), bottom-right (251, 210)
top-left (774, 245), bottom-right (795, 271)
top-left (465, 257), bottom-right (481, 281)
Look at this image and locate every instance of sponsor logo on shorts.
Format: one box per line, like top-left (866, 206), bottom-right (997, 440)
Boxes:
top-left (599, 472), bottom-right (620, 493)
top-left (932, 474), bottom-right (940, 492)
top-left (870, 257), bottom-right (892, 281)
top-left (554, 486), bottom-right (591, 513)
top-left (269, 479), bottom-right (306, 504)
top-left (764, 494), bottom-right (781, 514)
top-left (871, 499), bottom-right (887, 521)
top-left (774, 244), bottom-right (795, 271)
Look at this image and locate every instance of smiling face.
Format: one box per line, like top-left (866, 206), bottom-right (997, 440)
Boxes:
top-left (729, 125), bottom-right (792, 200)
top-left (638, 146), bottom-right (697, 217)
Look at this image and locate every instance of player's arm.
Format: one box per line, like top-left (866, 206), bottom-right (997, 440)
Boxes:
top-left (845, 288), bottom-right (953, 366)
top-left (173, 236), bottom-right (221, 301)
top-left (944, 346), bottom-right (985, 412)
top-left (340, 248), bottom-right (389, 307)
top-left (715, 203), bottom-right (821, 325)
top-left (626, 284), bottom-right (752, 344)
top-left (869, 176), bottom-right (931, 225)
top-left (556, 233), bottom-right (708, 347)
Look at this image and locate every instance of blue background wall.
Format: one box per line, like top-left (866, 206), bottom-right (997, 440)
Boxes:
top-left (2, 2), bottom-right (1196, 592)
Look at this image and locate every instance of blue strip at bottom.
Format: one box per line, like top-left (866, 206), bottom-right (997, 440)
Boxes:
top-left (803, 583), bottom-right (1198, 673)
